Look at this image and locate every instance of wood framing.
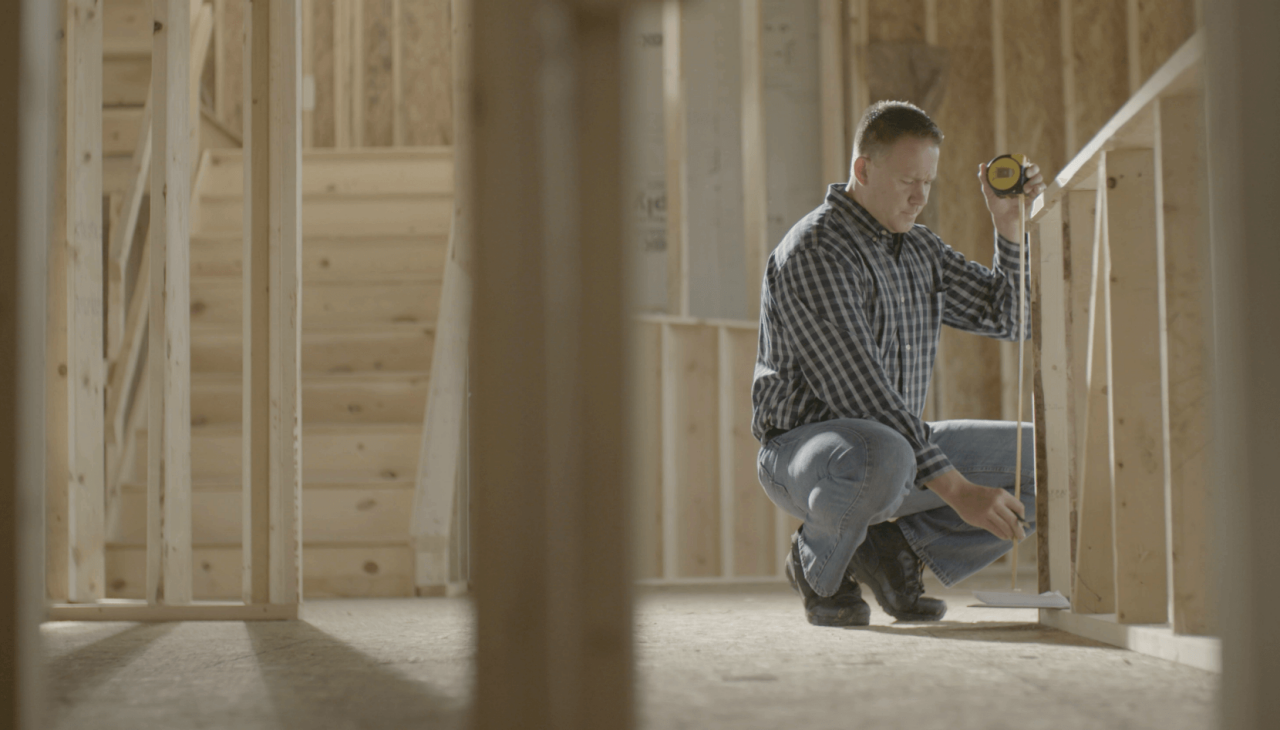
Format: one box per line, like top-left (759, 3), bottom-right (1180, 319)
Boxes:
top-left (2, 2), bottom-right (54, 725)
top-left (739, 0), bottom-right (766, 320)
top-left (661, 0), bottom-right (688, 316)
top-left (149, 0), bottom-right (194, 606)
top-left (818, 0), bottom-right (846, 185)
top-left (470, 1), bottom-right (632, 726)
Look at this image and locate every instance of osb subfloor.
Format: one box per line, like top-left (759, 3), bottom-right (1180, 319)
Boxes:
top-left (44, 573), bottom-right (1217, 730)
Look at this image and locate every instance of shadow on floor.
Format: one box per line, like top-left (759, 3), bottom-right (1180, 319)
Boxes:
top-left (858, 620), bottom-right (1111, 648)
top-left (46, 622), bottom-right (178, 707)
top-left (246, 620), bottom-right (466, 730)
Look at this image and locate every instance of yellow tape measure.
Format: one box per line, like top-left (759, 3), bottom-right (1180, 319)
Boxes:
top-left (986, 153), bottom-right (1028, 198)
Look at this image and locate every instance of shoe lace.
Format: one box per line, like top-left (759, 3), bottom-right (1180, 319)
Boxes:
top-left (899, 551), bottom-right (925, 603)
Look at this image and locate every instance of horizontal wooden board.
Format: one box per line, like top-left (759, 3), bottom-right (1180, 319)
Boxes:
top-left (197, 193), bottom-right (452, 237)
top-left (190, 324), bottom-right (435, 373)
top-left (190, 233), bottom-right (448, 281)
top-left (104, 106), bottom-right (144, 156)
top-left (105, 543), bottom-right (415, 599)
top-left (130, 424), bottom-right (422, 482)
top-left (199, 147), bottom-right (454, 197)
top-left (112, 483), bottom-right (416, 544)
top-left (190, 371), bottom-right (430, 425)
top-left (104, 55), bottom-right (150, 106)
top-left (190, 278), bottom-right (442, 327)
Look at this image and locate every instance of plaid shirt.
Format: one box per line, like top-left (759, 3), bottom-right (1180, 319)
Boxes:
top-left (752, 183), bottom-right (1029, 487)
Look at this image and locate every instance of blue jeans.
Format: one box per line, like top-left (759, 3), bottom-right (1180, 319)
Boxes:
top-left (757, 419), bottom-right (1035, 597)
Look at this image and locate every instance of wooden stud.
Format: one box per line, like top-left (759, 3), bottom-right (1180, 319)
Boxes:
top-left (717, 327), bottom-right (734, 578)
top-left (1073, 166), bottom-right (1115, 614)
top-left (65, 0), bottom-right (107, 604)
top-left (2, 0), bottom-right (55, 722)
top-left (1065, 188), bottom-right (1096, 582)
top-left (351, 0), bottom-right (364, 148)
top-left (1159, 92), bottom-right (1213, 636)
top-left (740, 0), bottom-right (766, 320)
top-left (728, 325), bottom-right (772, 576)
top-left (392, 0), bottom-right (403, 146)
top-left (333, 0), bottom-right (351, 148)
top-left (106, 95), bottom-right (152, 361)
top-left (302, 0), bottom-right (313, 148)
top-left (630, 320), bottom-right (663, 581)
top-left (471, 2), bottom-right (633, 726)
top-left (818, 0), bottom-right (845, 186)
top-left (659, 322), bottom-right (678, 580)
top-left (662, 0), bottom-right (687, 317)
top-left (1126, 0), bottom-right (1141, 93)
top-left (846, 0), bottom-right (869, 126)
top-left (149, 0), bottom-right (194, 606)
top-left (1034, 202), bottom-right (1071, 596)
top-left (243, 0), bottom-right (272, 605)
top-left (1060, 0), bottom-right (1076, 158)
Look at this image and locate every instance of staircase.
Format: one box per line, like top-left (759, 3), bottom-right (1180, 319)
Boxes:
top-left (104, 147), bottom-right (453, 599)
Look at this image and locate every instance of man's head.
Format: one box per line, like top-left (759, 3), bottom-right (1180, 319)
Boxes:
top-left (847, 101), bottom-right (944, 233)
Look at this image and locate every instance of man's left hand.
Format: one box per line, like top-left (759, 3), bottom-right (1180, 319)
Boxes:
top-left (978, 159), bottom-right (1047, 242)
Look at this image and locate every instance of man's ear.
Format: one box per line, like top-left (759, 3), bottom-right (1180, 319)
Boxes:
top-left (852, 156), bottom-right (871, 186)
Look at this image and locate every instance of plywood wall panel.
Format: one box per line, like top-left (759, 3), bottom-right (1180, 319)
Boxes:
top-left (312, 0), bottom-right (336, 147)
top-left (401, 0), bottom-right (452, 145)
top-left (363, 0), bottom-right (396, 147)
top-left (1070, 0), bottom-right (1127, 155)
top-left (933, 0), bottom-right (1001, 420)
top-left (1137, 0), bottom-right (1195, 88)
top-left (868, 0), bottom-right (925, 43)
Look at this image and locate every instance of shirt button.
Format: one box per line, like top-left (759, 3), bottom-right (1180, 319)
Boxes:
top-left (906, 345), bottom-right (912, 351)
top-left (900, 297), bottom-right (905, 303)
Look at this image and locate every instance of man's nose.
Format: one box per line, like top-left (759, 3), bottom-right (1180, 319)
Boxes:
top-left (909, 184), bottom-right (927, 205)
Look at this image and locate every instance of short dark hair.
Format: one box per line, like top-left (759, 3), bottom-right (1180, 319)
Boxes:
top-left (852, 100), bottom-right (944, 162)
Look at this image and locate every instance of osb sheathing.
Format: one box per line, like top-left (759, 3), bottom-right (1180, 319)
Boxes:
top-left (1005, 0), bottom-right (1065, 196)
top-left (933, 0), bottom-right (1003, 420)
top-left (401, 0), bottom-right (453, 146)
top-left (868, 0), bottom-right (925, 43)
top-left (1137, 0), bottom-right (1196, 87)
top-left (363, 0), bottom-right (396, 147)
top-left (1071, 0), bottom-right (1127, 155)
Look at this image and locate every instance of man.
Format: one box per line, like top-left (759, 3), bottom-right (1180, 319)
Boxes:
top-left (752, 100), bottom-right (1046, 627)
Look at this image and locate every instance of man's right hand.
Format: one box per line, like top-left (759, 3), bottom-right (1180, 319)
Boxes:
top-left (925, 469), bottom-right (1026, 541)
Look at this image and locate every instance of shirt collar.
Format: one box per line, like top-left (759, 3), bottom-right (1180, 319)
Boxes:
top-left (825, 183), bottom-right (897, 248)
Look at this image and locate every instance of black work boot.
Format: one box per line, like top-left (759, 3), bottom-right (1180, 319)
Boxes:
top-left (785, 530), bottom-right (871, 627)
top-left (848, 520), bottom-right (947, 622)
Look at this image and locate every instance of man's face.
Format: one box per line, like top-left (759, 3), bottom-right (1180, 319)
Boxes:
top-left (853, 136), bottom-right (940, 233)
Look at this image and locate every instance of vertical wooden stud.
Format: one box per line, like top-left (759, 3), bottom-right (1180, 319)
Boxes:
top-left (717, 327), bottom-right (735, 578)
top-left (740, 0), bottom-right (766, 319)
top-left (333, 0), bottom-right (350, 148)
top-left (1034, 202), bottom-right (1072, 596)
top-left (1073, 166), bottom-right (1115, 614)
top-left (661, 0), bottom-right (687, 317)
top-left (149, 0), bottom-right (194, 606)
top-left (45, 10), bottom-right (70, 602)
top-left (659, 322), bottom-right (677, 580)
top-left (391, 0), bottom-right (404, 147)
top-left (1060, 0), bottom-right (1077, 158)
top-left (1106, 143), bottom-right (1169, 625)
top-left (302, 0), bottom-right (314, 149)
top-left (1159, 92), bottom-right (1213, 635)
top-left (818, 0), bottom-right (845, 186)
top-left (1126, 0), bottom-right (1141, 93)
top-left (350, 0), bottom-right (364, 147)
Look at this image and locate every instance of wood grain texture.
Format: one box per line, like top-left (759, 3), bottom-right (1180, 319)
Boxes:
top-left (219, 0), bottom-right (246, 138)
top-left (312, 0), bottom-right (336, 147)
top-left (868, 0), bottom-right (924, 42)
top-left (665, 324), bottom-right (721, 577)
top-left (401, 0), bottom-right (452, 145)
top-left (1070, 0), bottom-right (1128, 155)
top-left (1137, 0), bottom-right (1195, 88)
top-left (630, 321), bottom-right (663, 580)
top-left (934, 0), bottom-right (1001, 420)
top-left (1159, 93), bottom-right (1213, 636)
top-left (362, 0), bottom-right (395, 146)
top-left (728, 327), bottom-right (772, 576)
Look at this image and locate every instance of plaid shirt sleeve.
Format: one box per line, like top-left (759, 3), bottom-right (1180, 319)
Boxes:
top-left (937, 232), bottom-right (1031, 341)
top-left (774, 247), bottom-right (954, 486)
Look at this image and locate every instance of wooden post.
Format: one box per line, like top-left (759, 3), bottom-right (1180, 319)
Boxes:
top-left (662, 0), bottom-right (687, 316)
top-left (1206, 0), bottom-right (1280, 724)
top-left (1033, 202), bottom-right (1070, 596)
top-left (149, 0), bottom-right (194, 606)
top-left (471, 1), bottom-right (632, 727)
top-left (1105, 143), bottom-right (1170, 625)
top-left (1158, 91), bottom-right (1213, 636)
top-left (818, 0), bottom-right (845, 185)
top-left (412, 0), bottom-right (473, 595)
top-left (65, 0), bottom-right (107, 604)
top-left (241, 0), bottom-right (303, 606)
top-left (2, 0), bottom-right (55, 724)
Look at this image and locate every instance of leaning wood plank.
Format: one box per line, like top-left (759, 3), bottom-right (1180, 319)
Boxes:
top-left (1158, 92), bottom-right (1214, 636)
top-left (65, 0), bottom-right (107, 603)
top-left (268, 0), bottom-right (304, 606)
top-left (1106, 145), bottom-right (1170, 625)
top-left (1073, 168), bottom-right (1115, 614)
top-left (149, 0), bottom-right (194, 606)
top-left (105, 94), bottom-right (152, 361)
top-left (662, 0), bottom-right (688, 317)
top-left (188, 3), bottom-right (214, 173)
top-left (242, 0), bottom-right (272, 605)
top-left (1066, 188), bottom-right (1096, 576)
top-left (412, 0), bottom-right (470, 591)
top-left (1035, 202), bottom-right (1072, 597)
top-left (740, 0), bottom-right (766, 320)
top-left (412, 215), bottom-right (470, 589)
